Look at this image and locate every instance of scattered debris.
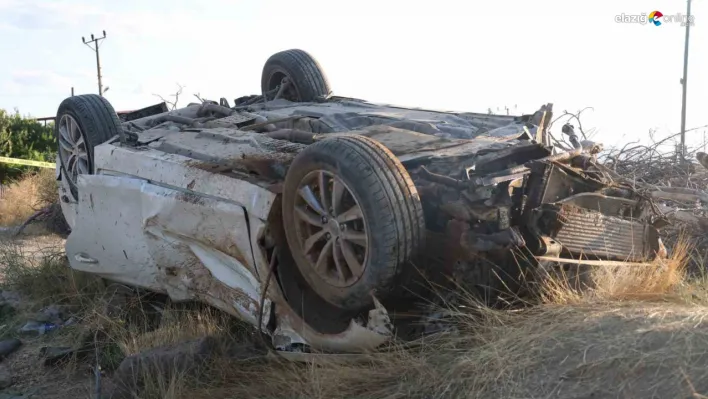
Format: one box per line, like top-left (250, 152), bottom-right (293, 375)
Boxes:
top-left (0, 340), bottom-right (21, 360)
top-left (32, 305), bottom-right (67, 325)
top-left (17, 321), bottom-right (59, 337)
top-left (0, 388), bottom-right (38, 399)
top-left (108, 335), bottom-right (266, 399)
top-left (13, 203), bottom-right (69, 237)
top-left (0, 366), bottom-right (12, 389)
top-left (38, 346), bottom-right (75, 367)
top-left (0, 291), bottom-right (21, 310)
top-left (602, 136), bottom-right (708, 272)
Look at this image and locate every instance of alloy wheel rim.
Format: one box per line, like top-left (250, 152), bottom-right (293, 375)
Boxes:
top-left (293, 170), bottom-right (369, 288)
top-left (57, 114), bottom-right (89, 187)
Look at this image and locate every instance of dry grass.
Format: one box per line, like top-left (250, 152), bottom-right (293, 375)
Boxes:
top-left (106, 306), bottom-right (258, 399)
top-left (110, 304), bottom-right (237, 356)
top-left (541, 234), bottom-right (692, 305)
top-left (0, 236), bottom-right (105, 346)
top-left (0, 239), bottom-right (98, 308)
top-left (0, 169), bottom-right (57, 227)
top-left (0, 233), bottom-right (252, 397)
top-left (176, 301), bottom-right (708, 399)
top-left (169, 236), bottom-right (708, 399)
top-left (2, 213), bottom-right (708, 398)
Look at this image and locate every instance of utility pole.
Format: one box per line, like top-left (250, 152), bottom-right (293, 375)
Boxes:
top-left (82, 31), bottom-right (107, 96)
top-left (679, 0), bottom-right (691, 161)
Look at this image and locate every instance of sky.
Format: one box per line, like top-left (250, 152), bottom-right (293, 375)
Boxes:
top-left (0, 0), bottom-right (705, 149)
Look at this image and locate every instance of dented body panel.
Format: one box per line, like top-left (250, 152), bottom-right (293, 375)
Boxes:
top-left (66, 173), bottom-right (270, 326)
top-left (61, 133), bottom-right (394, 351)
top-left (58, 94), bottom-right (665, 353)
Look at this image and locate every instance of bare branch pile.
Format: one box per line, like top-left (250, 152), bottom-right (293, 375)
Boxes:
top-left (600, 131), bottom-right (708, 272)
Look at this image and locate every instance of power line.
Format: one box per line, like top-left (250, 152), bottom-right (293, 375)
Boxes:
top-left (683, 124), bottom-right (708, 135)
top-left (82, 31), bottom-right (107, 96)
top-left (679, 0), bottom-right (692, 160)
top-left (651, 124), bottom-right (708, 149)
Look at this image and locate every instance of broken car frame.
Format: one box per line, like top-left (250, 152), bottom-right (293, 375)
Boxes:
top-left (55, 49), bottom-right (667, 354)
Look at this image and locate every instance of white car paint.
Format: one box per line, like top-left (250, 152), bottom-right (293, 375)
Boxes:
top-left (58, 140), bottom-right (392, 353)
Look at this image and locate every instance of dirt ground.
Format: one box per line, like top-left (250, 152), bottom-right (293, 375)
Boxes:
top-left (0, 228), bottom-right (65, 260)
top-left (2, 341), bottom-right (93, 399)
top-left (0, 232), bottom-right (92, 399)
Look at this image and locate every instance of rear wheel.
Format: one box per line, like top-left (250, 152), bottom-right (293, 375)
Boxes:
top-left (55, 94), bottom-right (122, 197)
top-left (282, 135), bottom-right (425, 310)
top-left (261, 49), bottom-right (330, 102)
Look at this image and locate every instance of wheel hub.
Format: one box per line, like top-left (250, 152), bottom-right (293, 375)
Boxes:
top-left (324, 218), bottom-right (343, 238)
top-left (57, 114), bottom-right (89, 187)
top-left (291, 170), bottom-right (369, 288)
top-left (268, 71), bottom-right (299, 102)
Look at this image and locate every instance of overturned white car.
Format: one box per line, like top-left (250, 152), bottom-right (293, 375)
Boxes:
top-left (56, 49), bottom-right (665, 353)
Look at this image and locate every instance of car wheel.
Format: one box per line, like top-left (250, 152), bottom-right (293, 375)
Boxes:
top-left (261, 49), bottom-right (331, 102)
top-left (55, 94), bottom-right (122, 197)
top-left (282, 135), bottom-right (425, 310)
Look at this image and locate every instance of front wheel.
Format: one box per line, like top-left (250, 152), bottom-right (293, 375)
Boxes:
top-left (282, 135), bottom-right (425, 310)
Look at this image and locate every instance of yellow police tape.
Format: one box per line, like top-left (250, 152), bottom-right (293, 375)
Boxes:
top-left (0, 156), bottom-right (55, 169)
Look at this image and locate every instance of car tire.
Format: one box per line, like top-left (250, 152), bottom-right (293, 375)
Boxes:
top-left (261, 49), bottom-right (331, 102)
top-left (282, 135), bottom-right (425, 310)
top-left (55, 94), bottom-right (122, 197)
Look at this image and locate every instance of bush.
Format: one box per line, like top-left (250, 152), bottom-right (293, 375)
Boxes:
top-left (0, 169), bottom-right (58, 227)
top-left (0, 108), bottom-right (56, 183)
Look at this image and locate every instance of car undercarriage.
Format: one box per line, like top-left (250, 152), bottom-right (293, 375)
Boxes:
top-left (55, 49), bottom-right (666, 354)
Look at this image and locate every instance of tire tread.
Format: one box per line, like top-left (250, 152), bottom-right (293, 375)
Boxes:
top-left (261, 49), bottom-right (330, 102)
top-left (282, 134), bottom-right (425, 309)
top-left (55, 94), bottom-right (122, 195)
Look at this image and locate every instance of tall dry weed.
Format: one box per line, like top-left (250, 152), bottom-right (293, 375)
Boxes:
top-left (540, 234), bottom-right (692, 304)
top-left (0, 169), bottom-right (57, 227)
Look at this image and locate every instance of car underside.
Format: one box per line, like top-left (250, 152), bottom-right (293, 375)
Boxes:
top-left (55, 49), bottom-right (665, 354)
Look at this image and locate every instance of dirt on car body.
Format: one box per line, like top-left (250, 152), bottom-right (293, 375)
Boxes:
top-left (54, 49), bottom-right (668, 354)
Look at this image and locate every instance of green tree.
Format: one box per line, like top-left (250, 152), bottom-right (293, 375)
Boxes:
top-left (0, 109), bottom-right (57, 183)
